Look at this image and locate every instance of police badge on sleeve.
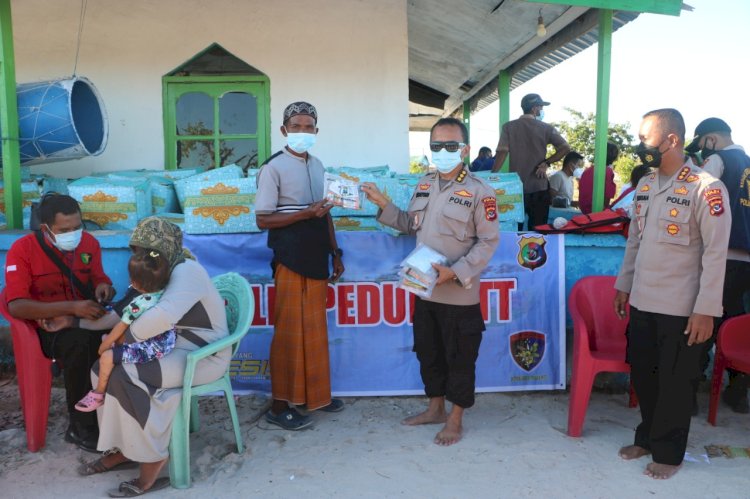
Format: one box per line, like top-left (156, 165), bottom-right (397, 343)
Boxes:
top-left (703, 188), bottom-right (725, 216)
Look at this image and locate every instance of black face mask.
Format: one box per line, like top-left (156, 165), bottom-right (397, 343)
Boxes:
top-left (701, 137), bottom-right (716, 161)
top-left (635, 140), bottom-right (666, 168)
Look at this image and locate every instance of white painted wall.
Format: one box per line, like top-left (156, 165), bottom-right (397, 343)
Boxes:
top-left (10, 0), bottom-right (409, 178)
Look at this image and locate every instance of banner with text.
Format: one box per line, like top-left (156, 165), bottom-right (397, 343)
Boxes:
top-left (184, 232), bottom-right (565, 395)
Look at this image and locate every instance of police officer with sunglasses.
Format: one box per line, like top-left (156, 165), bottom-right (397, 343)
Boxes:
top-left (362, 117), bottom-right (499, 447)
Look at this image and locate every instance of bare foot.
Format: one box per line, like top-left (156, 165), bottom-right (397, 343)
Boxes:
top-left (644, 462), bottom-right (681, 479)
top-left (402, 408), bottom-right (447, 426)
top-left (136, 458), bottom-right (168, 490)
top-left (99, 450), bottom-right (129, 468)
top-left (434, 420), bottom-right (462, 446)
top-left (618, 445), bottom-right (651, 460)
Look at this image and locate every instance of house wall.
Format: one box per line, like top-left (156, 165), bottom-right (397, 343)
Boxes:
top-left (10, 0), bottom-right (409, 177)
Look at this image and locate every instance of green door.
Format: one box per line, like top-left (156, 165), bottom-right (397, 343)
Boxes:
top-left (163, 78), bottom-right (270, 171)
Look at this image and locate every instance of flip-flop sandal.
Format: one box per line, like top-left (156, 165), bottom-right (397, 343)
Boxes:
top-left (77, 457), bottom-right (138, 476)
top-left (107, 476), bottom-right (170, 497)
top-left (265, 409), bottom-right (313, 430)
top-left (319, 398), bottom-right (345, 413)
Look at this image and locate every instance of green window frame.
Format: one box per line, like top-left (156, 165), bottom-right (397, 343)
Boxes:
top-left (162, 75), bottom-right (271, 171)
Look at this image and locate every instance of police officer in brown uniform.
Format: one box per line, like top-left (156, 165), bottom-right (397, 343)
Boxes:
top-left (614, 109), bottom-right (731, 479)
top-left (362, 117), bottom-right (499, 446)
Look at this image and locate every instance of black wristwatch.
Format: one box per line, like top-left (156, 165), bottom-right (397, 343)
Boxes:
top-left (331, 248), bottom-right (344, 258)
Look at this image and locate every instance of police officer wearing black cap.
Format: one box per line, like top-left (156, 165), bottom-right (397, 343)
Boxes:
top-left (492, 93), bottom-right (570, 230)
top-left (687, 117), bottom-right (750, 413)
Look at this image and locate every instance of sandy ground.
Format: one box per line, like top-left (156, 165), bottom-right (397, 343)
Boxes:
top-left (0, 378), bottom-right (749, 499)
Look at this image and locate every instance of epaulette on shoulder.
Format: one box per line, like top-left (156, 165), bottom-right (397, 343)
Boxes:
top-left (675, 164), bottom-right (702, 184)
top-left (455, 168), bottom-right (468, 184)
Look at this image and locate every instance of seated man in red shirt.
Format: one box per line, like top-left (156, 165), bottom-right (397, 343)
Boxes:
top-left (4, 194), bottom-right (115, 452)
top-left (578, 142), bottom-right (618, 214)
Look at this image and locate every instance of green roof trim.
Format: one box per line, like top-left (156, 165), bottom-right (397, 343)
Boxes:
top-left (525, 0), bottom-right (683, 16)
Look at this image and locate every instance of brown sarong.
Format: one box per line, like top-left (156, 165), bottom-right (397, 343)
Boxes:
top-left (270, 263), bottom-right (331, 410)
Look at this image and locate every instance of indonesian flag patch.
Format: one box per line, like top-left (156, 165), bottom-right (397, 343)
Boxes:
top-left (482, 196), bottom-right (497, 221)
top-left (703, 188), bottom-right (725, 216)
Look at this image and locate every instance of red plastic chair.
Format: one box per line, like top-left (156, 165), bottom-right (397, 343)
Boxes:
top-left (708, 314), bottom-right (750, 426)
top-left (0, 289), bottom-right (52, 452)
top-left (567, 275), bottom-right (637, 437)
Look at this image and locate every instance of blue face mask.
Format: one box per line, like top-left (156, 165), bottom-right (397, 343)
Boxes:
top-left (536, 109), bottom-right (545, 121)
top-left (431, 149), bottom-right (463, 173)
top-left (46, 226), bottom-right (83, 252)
top-left (285, 130), bottom-right (316, 154)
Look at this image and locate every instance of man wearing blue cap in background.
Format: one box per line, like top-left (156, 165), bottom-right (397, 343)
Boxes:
top-left (492, 93), bottom-right (570, 230)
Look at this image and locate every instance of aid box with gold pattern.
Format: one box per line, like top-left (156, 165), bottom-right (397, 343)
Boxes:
top-left (325, 165), bottom-right (391, 217)
top-left (68, 176), bottom-right (152, 230)
top-left (106, 171), bottom-right (180, 215)
top-left (375, 174), bottom-right (418, 236)
top-left (183, 177), bottom-right (258, 234)
top-left (472, 171), bottom-right (525, 225)
top-left (158, 212), bottom-right (185, 230)
top-left (174, 164), bottom-right (244, 211)
top-left (0, 180), bottom-right (41, 229)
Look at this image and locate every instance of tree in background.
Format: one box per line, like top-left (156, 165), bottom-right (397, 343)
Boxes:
top-left (409, 155), bottom-right (430, 174)
top-left (551, 108), bottom-right (639, 186)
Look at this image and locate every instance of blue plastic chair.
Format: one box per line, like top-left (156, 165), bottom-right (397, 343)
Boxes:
top-left (168, 272), bottom-right (254, 488)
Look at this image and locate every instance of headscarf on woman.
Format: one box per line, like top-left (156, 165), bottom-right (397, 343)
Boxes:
top-left (128, 216), bottom-right (194, 271)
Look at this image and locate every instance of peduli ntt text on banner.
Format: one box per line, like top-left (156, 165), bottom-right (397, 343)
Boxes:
top-left (184, 232), bottom-right (565, 395)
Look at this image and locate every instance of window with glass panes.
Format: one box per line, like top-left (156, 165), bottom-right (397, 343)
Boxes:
top-left (163, 77), bottom-right (270, 171)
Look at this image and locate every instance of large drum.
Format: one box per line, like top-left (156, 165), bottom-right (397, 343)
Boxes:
top-left (0, 76), bottom-right (108, 166)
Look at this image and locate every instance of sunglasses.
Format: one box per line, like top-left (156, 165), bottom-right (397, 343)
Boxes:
top-left (429, 141), bottom-right (466, 153)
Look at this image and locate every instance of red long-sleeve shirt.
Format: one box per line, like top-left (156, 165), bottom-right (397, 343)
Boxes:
top-left (5, 232), bottom-right (111, 303)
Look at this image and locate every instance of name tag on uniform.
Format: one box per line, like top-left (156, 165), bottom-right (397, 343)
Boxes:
top-left (416, 192), bottom-right (429, 198)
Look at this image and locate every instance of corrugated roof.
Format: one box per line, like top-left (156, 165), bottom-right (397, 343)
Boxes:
top-left (464, 10), bottom-right (639, 115)
top-left (406, 1), bottom-right (643, 129)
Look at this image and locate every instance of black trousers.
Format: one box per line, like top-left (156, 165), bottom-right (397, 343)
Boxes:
top-left (721, 259), bottom-right (750, 318)
top-left (521, 190), bottom-right (551, 231)
top-left (412, 297), bottom-right (484, 408)
top-left (37, 327), bottom-right (103, 431)
top-left (628, 307), bottom-right (704, 465)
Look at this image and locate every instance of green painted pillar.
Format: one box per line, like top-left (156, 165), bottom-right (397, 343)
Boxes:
top-left (0, 0), bottom-right (22, 229)
top-left (592, 8), bottom-right (613, 213)
top-left (462, 101), bottom-right (471, 165)
top-left (498, 70), bottom-right (511, 172)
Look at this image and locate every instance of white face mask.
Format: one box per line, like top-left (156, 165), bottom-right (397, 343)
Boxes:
top-left (431, 149), bottom-right (463, 173)
top-left (284, 128), bottom-right (317, 154)
top-left (536, 109), bottom-right (545, 121)
top-left (573, 167), bottom-right (585, 179)
top-left (45, 226), bottom-right (83, 252)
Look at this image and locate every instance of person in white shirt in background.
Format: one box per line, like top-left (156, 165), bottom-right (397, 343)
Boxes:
top-left (611, 165), bottom-right (652, 218)
top-left (549, 151), bottom-right (583, 208)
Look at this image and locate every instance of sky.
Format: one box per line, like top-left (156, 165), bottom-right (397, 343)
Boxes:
top-left (410, 0), bottom-right (750, 161)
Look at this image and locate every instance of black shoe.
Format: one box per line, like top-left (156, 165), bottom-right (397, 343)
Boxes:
top-left (64, 425), bottom-right (100, 453)
top-left (721, 389), bottom-right (750, 414)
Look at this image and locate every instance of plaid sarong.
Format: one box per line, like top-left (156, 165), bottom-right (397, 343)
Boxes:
top-left (270, 263), bottom-right (331, 410)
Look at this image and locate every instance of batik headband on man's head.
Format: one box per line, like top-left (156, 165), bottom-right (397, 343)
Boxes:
top-left (283, 101), bottom-right (317, 124)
